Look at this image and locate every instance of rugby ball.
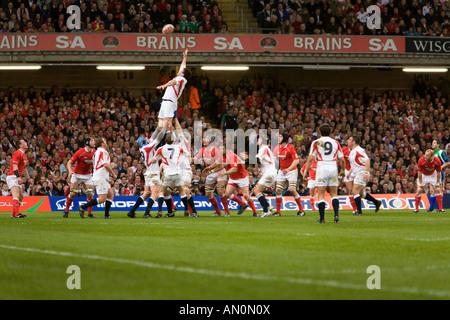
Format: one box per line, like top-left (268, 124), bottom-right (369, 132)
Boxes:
top-left (162, 24), bottom-right (174, 34)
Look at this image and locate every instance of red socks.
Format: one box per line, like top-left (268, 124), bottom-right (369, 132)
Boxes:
top-left (436, 194), bottom-right (443, 210)
top-left (209, 196), bottom-right (221, 215)
top-left (12, 198), bottom-right (20, 217)
top-left (415, 195), bottom-right (421, 211)
top-left (65, 196), bottom-right (73, 212)
top-left (220, 196), bottom-right (230, 215)
top-left (247, 199), bottom-right (257, 214)
top-left (230, 195), bottom-right (245, 206)
top-left (349, 195), bottom-right (357, 211)
top-left (276, 196), bottom-right (282, 214)
top-left (294, 195), bottom-right (304, 212)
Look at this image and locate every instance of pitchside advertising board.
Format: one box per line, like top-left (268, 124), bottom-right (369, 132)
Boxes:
top-left (0, 194), bottom-right (444, 213)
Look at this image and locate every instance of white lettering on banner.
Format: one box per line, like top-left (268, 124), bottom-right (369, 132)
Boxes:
top-left (55, 35), bottom-right (86, 49)
top-left (293, 37), bottom-right (352, 51)
top-left (412, 40), bottom-right (450, 53)
top-left (0, 201), bottom-right (27, 207)
top-left (368, 38), bottom-right (398, 51)
top-left (50, 195), bottom-right (429, 212)
top-left (213, 37), bottom-right (244, 50)
top-left (136, 36), bottom-right (196, 49)
top-left (0, 35), bottom-right (38, 49)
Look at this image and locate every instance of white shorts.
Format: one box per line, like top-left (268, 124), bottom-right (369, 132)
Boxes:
top-left (181, 169), bottom-right (193, 184)
top-left (315, 165), bottom-right (339, 187)
top-left (158, 100), bottom-right (177, 119)
top-left (162, 173), bottom-right (183, 187)
top-left (228, 176), bottom-right (250, 188)
top-left (70, 173), bottom-right (93, 186)
top-left (277, 169), bottom-right (298, 183)
top-left (205, 169), bottom-right (227, 185)
top-left (93, 178), bottom-right (111, 195)
top-left (307, 179), bottom-right (316, 189)
top-left (144, 172), bottom-right (161, 187)
top-left (352, 171), bottom-right (369, 187)
top-left (418, 172), bottom-right (438, 187)
top-left (258, 169), bottom-right (277, 188)
top-left (6, 175), bottom-right (21, 189)
top-left (343, 169), bottom-right (353, 183)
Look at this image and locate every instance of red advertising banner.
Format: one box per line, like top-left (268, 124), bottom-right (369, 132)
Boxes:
top-left (0, 196), bottom-right (51, 212)
top-left (0, 34), bottom-right (405, 53)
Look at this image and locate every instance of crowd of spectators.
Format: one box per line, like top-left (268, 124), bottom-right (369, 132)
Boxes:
top-left (1, 69), bottom-right (450, 199)
top-left (252, 0), bottom-right (450, 36)
top-left (0, 0), bottom-right (229, 34)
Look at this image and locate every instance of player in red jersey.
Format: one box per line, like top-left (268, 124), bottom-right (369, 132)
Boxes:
top-left (300, 158), bottom-right (317, 211)
top-left (273, 132), bottom-right (304, 216)
top-left (63, 137), bottom-right (96, 218)
top-left (223, 148), bottom-right (258, 217)
top-left (6, 138), bottom-right (29, 218)
top-left (414, 149), bottom-right (442, 213)
top-left (194, 134), bottom-right (228, 216)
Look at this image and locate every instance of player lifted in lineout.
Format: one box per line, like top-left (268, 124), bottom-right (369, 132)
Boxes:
top-left (156, 49), bottom-right (191, 132)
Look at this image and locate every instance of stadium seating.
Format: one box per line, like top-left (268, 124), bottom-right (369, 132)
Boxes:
top-left (1, 72), bottom-right (450, 197)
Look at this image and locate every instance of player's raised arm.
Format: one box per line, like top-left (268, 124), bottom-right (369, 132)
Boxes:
top-left (180, 49), bottom-right (188, 72)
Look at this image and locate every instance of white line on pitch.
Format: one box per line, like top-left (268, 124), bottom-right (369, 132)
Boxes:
top-left (1, 244), bottom-right (448, 298)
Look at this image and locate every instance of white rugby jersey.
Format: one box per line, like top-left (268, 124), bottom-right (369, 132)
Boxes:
top-left (256, 144), bottom-right (277, 173)
top-left (153, 144), bottom-right (186, 175)
top-left (93, 147), bottom-right (110, 180)
top-left (348, 145), bottom-right (369, 175)
top-left (174, 131), bottom-right (191, 172)
top-left (309, 136), bottom-right (343, 167)
top-left (162, 76), bottom-right (187, 102)
top-left (140, 138), bottom-right (160, 175)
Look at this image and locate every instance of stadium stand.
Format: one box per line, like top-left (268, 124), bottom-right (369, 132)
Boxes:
top-left (0, 0), bottom-right (230, 33)
top-left (251, 0), bottom-right (450, 36)
top-left (1, 72), bottom-right (450, 198)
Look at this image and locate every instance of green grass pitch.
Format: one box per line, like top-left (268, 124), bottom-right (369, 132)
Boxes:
top-left (0, 209), bottom-right (449, 300)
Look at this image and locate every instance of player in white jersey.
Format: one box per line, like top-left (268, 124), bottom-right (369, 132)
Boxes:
top-left (346, 135), bottom-right (374, 215)
top-left (127, 128), bottom-right (166, 219)
top-left (174, 118), bottom-right (198, 217)
top-left (303, 124), bottom-right (345, 223)
top-left (253, 134), bottom-right (278, 217)
top-left (156, 49), bottom-right (190, 132)
top-left (150, 132), bottom-right (192, 217)
top-left (79, 137), bottom-right (117, 219)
